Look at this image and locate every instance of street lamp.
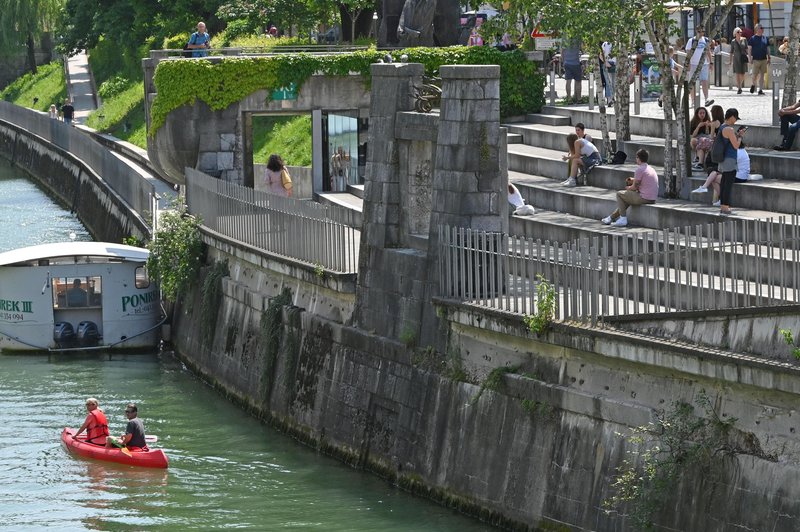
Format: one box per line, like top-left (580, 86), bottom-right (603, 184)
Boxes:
top-left (372, 12), bottom-right (378, 40)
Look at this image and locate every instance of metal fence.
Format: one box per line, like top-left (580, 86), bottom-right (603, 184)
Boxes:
top-left (438, 215), bottom-right (800, 325)
top-left (0, 101), bottom-right (155, 218)
top-left (185, 168), bottom-right (359, 273)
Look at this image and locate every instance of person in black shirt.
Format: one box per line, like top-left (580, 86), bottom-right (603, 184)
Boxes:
top-left (60, 99), bottom-right (75, 125)
top-left (107, 403), bottom-right (149, 451)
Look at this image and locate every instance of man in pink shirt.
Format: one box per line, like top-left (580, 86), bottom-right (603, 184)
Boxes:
top-left (601, 149), bottom-right (659, 227)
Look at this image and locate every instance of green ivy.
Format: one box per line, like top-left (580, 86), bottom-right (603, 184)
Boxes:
top-left (149, 47), bottom-right (545, 136)
top-left (146, 198), bottom-right (204, 302)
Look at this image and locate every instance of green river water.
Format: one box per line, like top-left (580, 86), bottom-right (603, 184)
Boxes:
top-left (0, 161), bottom-right (491, 531)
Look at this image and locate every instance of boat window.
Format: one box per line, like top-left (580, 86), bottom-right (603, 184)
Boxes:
top-left (52, 276), bottom-right (103, 308)
top-left (135, 267), bottom-right (150, 289)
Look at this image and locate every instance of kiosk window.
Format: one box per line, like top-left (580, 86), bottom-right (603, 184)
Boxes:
top-left (135, 267), bottom-right (150, 289)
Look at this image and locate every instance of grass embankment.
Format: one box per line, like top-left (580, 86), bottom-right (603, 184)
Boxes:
top-left (253, 115), bottom-right (312, 166)
top-left (86, 81), bottom-right (146, 148)
top-left (0, 62), bottom-right (67, 112)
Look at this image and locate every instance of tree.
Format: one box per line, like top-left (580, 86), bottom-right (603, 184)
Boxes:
top-left (0, 0), bottom-right (63, 73)
top-left (337, 0), bottom-right (376, 43)
top-left (643, 0), bottom-right (736, 197)
top-left (783, 0), bottom-right (800, 106)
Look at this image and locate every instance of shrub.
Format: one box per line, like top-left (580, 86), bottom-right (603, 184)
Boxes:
top-left (98, 76), bottom-right (130, 99)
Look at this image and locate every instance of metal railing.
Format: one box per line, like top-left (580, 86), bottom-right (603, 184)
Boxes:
top-left (151, 45), bottom-right (370, 60)
top-left (185, 168), bottom-right (359, 273)
top-left (438, 216), bottom-right (800, 325)
top-left (0, 101), bottom-right (155, 219)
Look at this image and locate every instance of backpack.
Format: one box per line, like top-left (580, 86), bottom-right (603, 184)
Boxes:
top-left (182, 33), bottom-right (197, 58)
top-left (610, 150), bottom-right (627, 164)
top-left (710, 125), bottom-right (727, 163)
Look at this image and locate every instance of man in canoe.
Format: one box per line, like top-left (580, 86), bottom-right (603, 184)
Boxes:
top-left (72, 397), bottom-right (109, 445)
top-left (107, 403), bottom-right (149, 452)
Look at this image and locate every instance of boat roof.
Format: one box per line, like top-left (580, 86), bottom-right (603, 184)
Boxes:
top-left (0, 242), bottom-right (149, 266)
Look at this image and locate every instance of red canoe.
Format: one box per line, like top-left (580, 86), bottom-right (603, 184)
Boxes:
top-left (61, 427), bottom-right (169, 468)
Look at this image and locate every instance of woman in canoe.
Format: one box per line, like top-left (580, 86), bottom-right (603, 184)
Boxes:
top-left (107, 403), bottom-right (149, 451)
top-left (72, 397), bottom-right (109, 446)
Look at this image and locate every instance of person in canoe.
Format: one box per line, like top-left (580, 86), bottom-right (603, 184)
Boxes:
top-left (106, 403), bottom-right (149, 452)
top-left (72, 397), bottom-right (109, 445)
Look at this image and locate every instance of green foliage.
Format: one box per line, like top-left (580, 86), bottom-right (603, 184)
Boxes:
top-left (0, 61), bottom-right (66, 111)
top-left (604, 391), bottom-right (737, 530)
top-left (97, 75), bottom-right (130, 99)
top-left (312, 262), bottom-right (325, 279)
top-left (86, 80), bottom-right (146, 147)
top-left (200, 260), bottom-right (229, 343)
top-left (253, 114), bottom-right (312, 166)
top-left (520, 398), bottom-right (556, 418)
top-left (122, 235), bottom-right (144, 247)
top-left (163, 33), bottom-right (191, 50)
top-left (523, 275), bottom-right (557, 336)
top-left (146, 198), bottom-right (204, 302)
top-left (779, 328), bottom-right (800, 360)
top-left (149, 47), bottom-right (545, 135)
top-left (400, 325), bottom-right (417, 349)
top-left (470, 365), bottom-right (520, 405)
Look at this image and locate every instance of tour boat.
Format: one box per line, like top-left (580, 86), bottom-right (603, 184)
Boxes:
top-left (0, 242), bottom-right (163, 352)
top-left (61, 428), bottom-right (169, 468)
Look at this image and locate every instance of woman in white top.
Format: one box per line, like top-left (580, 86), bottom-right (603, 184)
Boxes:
top-left (561, 133), bottom-right (601, 187)
top-left (507, 184), bottom-right (535, 215)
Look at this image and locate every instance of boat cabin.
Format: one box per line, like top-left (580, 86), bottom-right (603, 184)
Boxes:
top-left (0, 242), bottom-right (162, 352)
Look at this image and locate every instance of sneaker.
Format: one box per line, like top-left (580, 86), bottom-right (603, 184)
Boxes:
top-left (705, 99), bottom-right (714, 106)
top-left (560, 177), bottom-right (573, 185)
top-left (563, 177), bottom-right (577, 187)
top-left (758, 90), bottom-right (765, 95)
top-left (692, 156), bottom-right (699, 163)
top-left (737, 88), bottom-right (742, 94)
top-left (601, 215), bottom-right (613, 225)
top-left (750, 85), bottom-right (755, 93)
top-left (613, 216), bottom-right (628, 227)
top-left (712, 200), bottom-right (721, 207)
top-left (691, 163), bottom-right (703, 171)
top-left (692, 186), bottom-right (708, 193)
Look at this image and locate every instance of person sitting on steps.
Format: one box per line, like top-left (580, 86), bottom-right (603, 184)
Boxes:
top-left (574, 123), bottom-right (593, 143)
top-left (561, 133), bottom-right (601, 187)
top-left (601, 149), bottom-right (659, 227)
top-left (773, 98), bottom-right (800, 151)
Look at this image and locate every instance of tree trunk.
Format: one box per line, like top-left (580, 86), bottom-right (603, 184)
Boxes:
top-left (783, 0), bottom-right (800, 106)
top-left (614, 45), bottom-right (632, 143)
top-left (26, 32), bottom-right (37, 75)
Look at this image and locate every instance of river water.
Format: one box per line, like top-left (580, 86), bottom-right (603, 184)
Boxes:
top-left (0, 161), bottom-right (490, 530)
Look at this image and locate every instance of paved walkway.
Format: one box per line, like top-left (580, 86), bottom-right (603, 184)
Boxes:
top-left (65, 52), bottom-right (96, 125)
top-left (547, 76), bottom-right (781, 127)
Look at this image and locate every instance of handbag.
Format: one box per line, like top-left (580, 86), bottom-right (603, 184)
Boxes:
top-left (280, 167), bottom-right (292, 190)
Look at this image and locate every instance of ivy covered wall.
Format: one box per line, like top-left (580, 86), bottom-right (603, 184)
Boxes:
top-left (148, 47), bottom-right (546, 136)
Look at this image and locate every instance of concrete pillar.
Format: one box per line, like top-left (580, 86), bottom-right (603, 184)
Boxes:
top-left (361, 63), bottom-right (423, 249)
top-left (429, 64), bottom-right (507, 233)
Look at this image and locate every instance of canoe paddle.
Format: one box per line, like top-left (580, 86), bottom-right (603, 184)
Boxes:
top-left (109, 438), bottom-right (133, 457)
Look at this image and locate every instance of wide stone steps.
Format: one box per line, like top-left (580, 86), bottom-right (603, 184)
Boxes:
top-left (507, 143), bottom-right (800, 216)
top-left (509, 170), bottom-right (781, 227)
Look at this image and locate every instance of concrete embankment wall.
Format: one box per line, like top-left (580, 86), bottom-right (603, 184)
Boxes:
top-left (172, 230), bottom-right (800, 532)
top-left (0, 106), bottom-right (151, 243)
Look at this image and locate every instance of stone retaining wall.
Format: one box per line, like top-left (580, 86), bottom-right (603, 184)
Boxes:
top-left (173, 230), bottom-right (800, 531)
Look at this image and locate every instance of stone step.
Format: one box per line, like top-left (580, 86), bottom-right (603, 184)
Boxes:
top-left (523, 113), bottom-right (571, 126)
top-left (508, 171), bottom-right (781, 230)
top-left (508, 143), bottom-right (800, 216)
top-left (506, 132), bottom-right (523, 144)
top-left (316, 192), bottom-right (363, 229)
top-left (541, 105), bottom-right (786, 150)
top-left (347, 183), bottom-right (364, 199)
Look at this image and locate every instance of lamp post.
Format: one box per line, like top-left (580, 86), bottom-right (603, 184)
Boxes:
top-left (372, 12), bottom-right (378, 41)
